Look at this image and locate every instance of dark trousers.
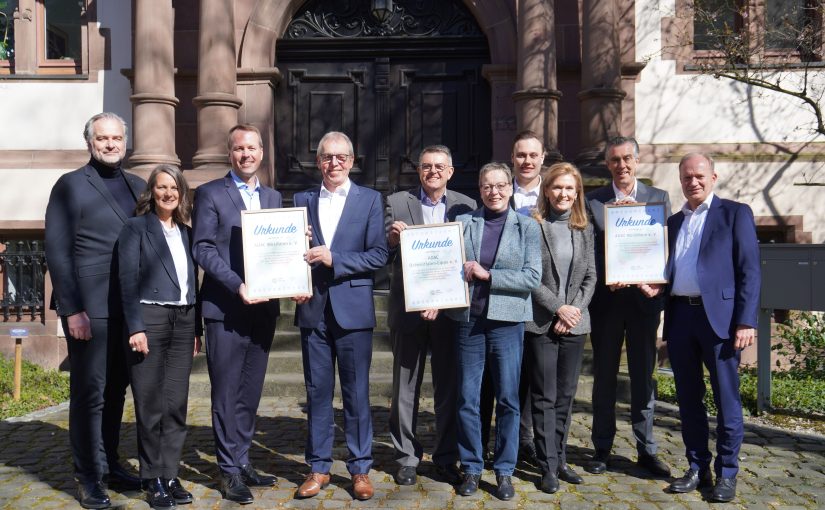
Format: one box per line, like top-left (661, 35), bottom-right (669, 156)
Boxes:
top-left (666, 301), bottom-right (743, 479)
top-left (128, 304), bottom-right (196, 479)
top-left (526, 331), bottom-right (586, 474)
top-left (590, 290), bottom-right (660, 456)
top-left (389, 316), bottom-right (458, 467)
top-left (205, 315), bottom-right (275, 474)
top-left (300, 304), bottom-right (373, 475)
top-left (64, 315), bottom-right (129, 483)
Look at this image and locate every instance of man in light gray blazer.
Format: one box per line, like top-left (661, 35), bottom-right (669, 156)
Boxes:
top-left (386, 145), bottom-right (476, 486)
top-left (585, 136), bottom-right (672, 478)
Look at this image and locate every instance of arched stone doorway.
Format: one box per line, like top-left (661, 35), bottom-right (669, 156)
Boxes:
top-left (271, 0), bottom-right (491, 199)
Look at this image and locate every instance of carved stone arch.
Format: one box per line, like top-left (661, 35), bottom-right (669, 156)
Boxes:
top-left (238, 0), bottom-right (516, 68)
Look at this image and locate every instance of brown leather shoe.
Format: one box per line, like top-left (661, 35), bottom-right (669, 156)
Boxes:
top-left (296, 472), bottom-right (330, 498)
top-left (352, 473), bottom-right (374, 500)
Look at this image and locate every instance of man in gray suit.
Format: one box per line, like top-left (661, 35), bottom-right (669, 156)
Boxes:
top-left (386, 145), bottom-right (476, 486)
top-left (585, 136), bottom-right (672, 477)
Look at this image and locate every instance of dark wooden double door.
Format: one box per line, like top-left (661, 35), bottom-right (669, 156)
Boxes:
top-left (274, 40), bottom-right (492, 200)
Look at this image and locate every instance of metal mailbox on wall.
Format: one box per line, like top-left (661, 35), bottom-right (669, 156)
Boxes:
top-left (757, 244), bottom-right (825, 414)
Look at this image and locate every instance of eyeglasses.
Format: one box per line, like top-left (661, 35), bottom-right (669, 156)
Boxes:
top-left (319, 153), bottom-right (352, 164)
top-left (419, 163), bottom-right (451, 173)
top-left (480, 182), bottom-right (511, 194)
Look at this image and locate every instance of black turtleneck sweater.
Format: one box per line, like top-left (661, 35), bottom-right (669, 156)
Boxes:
top-left (90, 158), bottom-right (137, 218)
top-left (470, 207), bottom-right (508, 317)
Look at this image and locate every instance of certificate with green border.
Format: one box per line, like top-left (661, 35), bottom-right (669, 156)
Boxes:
top-left (400, 222), bottom-right (469, 312)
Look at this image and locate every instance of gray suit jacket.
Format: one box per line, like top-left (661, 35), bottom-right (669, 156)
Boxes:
top-left (526, 221), bottom-right (597, 335)
top-left (446, 208), bottom-right (542, 323)
top-left (586, 180), bottom-right (671, 314)
top-left (385, 188), bottom-right (477, 330)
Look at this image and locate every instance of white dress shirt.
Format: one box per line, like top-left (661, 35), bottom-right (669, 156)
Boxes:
top-left (612, 178), bottom-right (638, 202)
top-left (671, 192), bottom-right (715, 297)
top-left (230, 170), bottom-right (261, 211)
top-left (512, 175), bottom-right (541, 216)
top-left (318, 178), bottom-right (351, 246)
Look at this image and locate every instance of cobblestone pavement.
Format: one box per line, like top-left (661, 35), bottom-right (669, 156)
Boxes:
top-left (1, 396), bottom-right (823, 509)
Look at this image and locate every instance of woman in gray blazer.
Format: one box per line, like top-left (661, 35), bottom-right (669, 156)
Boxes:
top-left (118, 165), bottom-right (201, 510)
top-left (446, 162), bottom-right (541, 501)
top-left (526, 162), bottom-right (596, 493)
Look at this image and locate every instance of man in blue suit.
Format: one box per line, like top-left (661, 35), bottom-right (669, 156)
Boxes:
top-left (192, 124), bottom-right (281, 504)
top-left (645, 153), bottom-right (760, 503)
top-left (292, 131), bottom-right (388, 501)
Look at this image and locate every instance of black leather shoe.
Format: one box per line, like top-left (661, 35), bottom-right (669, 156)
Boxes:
top-left (77, 481), bottom-right (111, 509)
top-left (587, 449), bottom-right (610, 474)
top-left (165, 478), bottom-right (193, 505)
top-left (710, 477), bottom-right (737, 502)
top-left (221, 473), bottom-right (254, 504)
top-left (107, 462), bottom-right (142, 491)
top-left (539, 472), bottom-right (559, 494)
top-left (457, 473), bottom-right (480, 496)
top-left (496, 475), bottom-right (515, 501)
top-left (638, 454), bottom-right (671, 478)
top-left (434, 463), bottom-right (462, 485)
top-left (558, 464), bottom-right (583, 484)
top-left (145, 478), bottom-right (176, 509)
top-left (518, 442), bottom-right (538, 465)
top-left (668, 468), bottom-right (713, 493)
top-left (240, 463), bottom-right (276, 487)
top-left (394, 465), bottom-right (417, 485)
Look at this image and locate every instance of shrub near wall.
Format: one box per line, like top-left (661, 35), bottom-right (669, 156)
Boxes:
top-left (0, 355), bottom-right (69, 420)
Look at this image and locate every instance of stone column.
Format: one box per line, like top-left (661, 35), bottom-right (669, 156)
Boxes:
top-left (192, 0), bottom-right (242, 171)
top-left (513, 0), bottom-right (563, 162)
top-left (129, 0), bottom-right (180, 171)
top-left (577, 0), bottom-right (626, 166)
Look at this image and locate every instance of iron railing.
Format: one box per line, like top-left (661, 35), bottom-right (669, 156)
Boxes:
top-left (0, 240), bottom-right (47, 322)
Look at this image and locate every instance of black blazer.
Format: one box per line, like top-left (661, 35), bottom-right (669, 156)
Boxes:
top-left (118, 212), bottom-right (202, 336)
top-left (45, 162), bottom-right (146, 318)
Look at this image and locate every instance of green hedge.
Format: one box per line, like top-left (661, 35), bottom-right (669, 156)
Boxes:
top-left (0, 355), bottom-right (70, 420)
top-left (656, 369), bottom-right (825, 417)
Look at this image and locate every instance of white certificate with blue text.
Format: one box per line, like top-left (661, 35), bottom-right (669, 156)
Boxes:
top-left (604, 202), bottom-right (669, 285)
top-left (241, 207), bottom-right (312, 300)
top-left (400, 222), bottom-right (469, 312)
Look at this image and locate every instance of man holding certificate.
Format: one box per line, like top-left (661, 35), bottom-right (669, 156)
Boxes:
top-left (292, 131), bottom-right (388, 501)
top-left (385, 145), bottom-right (476, 487)
top-left (585, 136), bottom-right (672, 478)
top-left (192, 124), bottom-right (281, 504)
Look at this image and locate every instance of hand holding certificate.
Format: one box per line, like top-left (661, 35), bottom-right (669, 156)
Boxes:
top-left (400, 222), bottom-right (469, 312)
top-left (241, 207), bottom-right (313, 300)
top-left (604, 202), bottom-right (668, 285)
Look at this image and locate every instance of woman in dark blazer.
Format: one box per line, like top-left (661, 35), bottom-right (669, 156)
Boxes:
top-left (446, 162), bottom-right (541, 501)
top-left (526, 162), bottom-right (596, 494)
top-left (118, 164), bottom-right (201, 510)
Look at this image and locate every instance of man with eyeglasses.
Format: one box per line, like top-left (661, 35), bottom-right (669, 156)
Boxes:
top-left (385, 145), bottom-right (477, 487)
top-left (292, 132), bottom-right (388, 501)
top-left (584, 136), bottom-right (672, 478)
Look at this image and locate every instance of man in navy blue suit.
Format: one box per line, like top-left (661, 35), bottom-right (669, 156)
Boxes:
top-left (292, 132), bottom-right (388, 501)
top-left (192, 124), bottom-right (281, 504)
top-left (644, 153), bottom-right (760, 503)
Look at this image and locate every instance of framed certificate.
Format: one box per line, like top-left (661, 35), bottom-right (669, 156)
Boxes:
top-left (604, 202), bottom-right (669, 285)
top-left (241, 207), bottom-right (312, 300)
top-left (399, 222), bottom-right (469, 312)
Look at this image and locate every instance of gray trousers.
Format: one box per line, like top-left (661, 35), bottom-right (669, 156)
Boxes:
top-left (590, 289), bottom-right (660, 456)
top-left (389, 316), bottom-right (459, 467)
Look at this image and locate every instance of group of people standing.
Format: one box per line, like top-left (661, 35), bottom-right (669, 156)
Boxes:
top-left (44, 112), bottom-right (759, 510)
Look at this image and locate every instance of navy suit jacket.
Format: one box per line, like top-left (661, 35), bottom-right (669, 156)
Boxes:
top-left (192, 173), bottom-right (281, 321)
top-left (45, 162), bottom-right (146, 318)
top-left (664, 195), bottom-right (761, 340)
top-left (586, 180), bottom-right (671, 314)
top-left (293, 182), bottom-right (389, 331)
top-left (117, 212), bottom-right (202, 336)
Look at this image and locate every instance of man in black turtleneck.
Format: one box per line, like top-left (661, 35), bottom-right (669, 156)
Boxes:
top-left (46, 112), bottom-right (145, 509)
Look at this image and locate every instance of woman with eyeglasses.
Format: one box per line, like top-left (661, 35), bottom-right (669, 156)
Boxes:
top-left (445, 162), bottom-right (541, 501)
top-left (118, 164), bottom-right (201, 510)
top-left (525, 162), bottom-right (596, 493)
